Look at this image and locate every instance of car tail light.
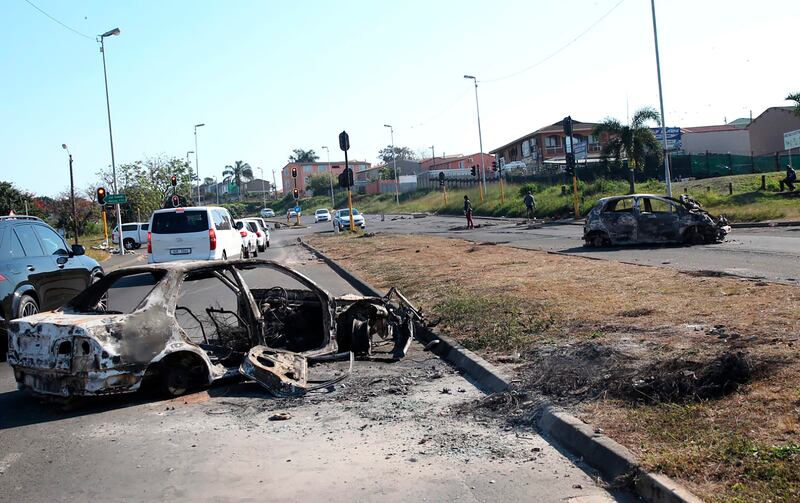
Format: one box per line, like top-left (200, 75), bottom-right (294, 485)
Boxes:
top-left (256, 231), bottom-right (262, 237)
top-left (209, 228), bottom-right (217, 250)
top-left (147, 232), bottom-right (152, 253)
top-left (0, 274), bottom-right (6, 282)
top-left (240, 231), bottom-right (248, 238)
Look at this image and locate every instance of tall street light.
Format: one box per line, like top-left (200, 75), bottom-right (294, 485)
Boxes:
top-left (213, 176), bottom-right (220, 204)
top-left (98, 27), bottom-right (124, 255)
top-left (650, 0), bottom-right (672, 197)
top-left (383, 124), bottom-right (399, 205)
top-left (194, 123), bottom-right (205, 203)
top-left (464, 75), bottom-right (486, 201)
top-left (257, 167), bottom-right (266, 209)
top-left (61, 144), bottom-right (79, 245)
top-left (321, 146), bottom-right (334, 208)
top-left (271, 169), bottom-right (277, 200)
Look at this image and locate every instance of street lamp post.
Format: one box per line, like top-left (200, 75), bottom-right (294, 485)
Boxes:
top-left (98, 27), bottom-right (124, 255)
top-left (258, 167), bottom-right (266, 209)
top-left (321, 146), bottom-right (334, 208)
top-left (194, 123), bottom-right (205, 203)
top-left (464, 75), bottom-right (486, 202)
top-left (214, 176), bottom-right (219, 204)
top-left (650, 0), bottom-right (672, 197)
top-left (61, 144), bottom-right (79, 245)
top-left (383, 125), bottom-right (399, 205)
top-left (271, 169), bottom-right (277, 200)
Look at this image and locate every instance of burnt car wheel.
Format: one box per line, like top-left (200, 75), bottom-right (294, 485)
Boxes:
top-left (584, 232), bottom-right (610, 248)
top-left (684, 227), bottom-right (706, 246)
top-left (17, 295), bottom-right (39, 318)
top-left (161, 363), bottom-right (191, 397)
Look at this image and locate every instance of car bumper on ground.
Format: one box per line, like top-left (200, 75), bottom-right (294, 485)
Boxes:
top-left (13, 366), bottom-right (144, 397)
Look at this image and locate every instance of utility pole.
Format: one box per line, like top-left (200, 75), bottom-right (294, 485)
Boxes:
top-left (98, 27), bottom-right (124, 255)
top-left (62, 144), bottom-right (79, 245)
top-left (194, 123), bottom-right (205, 203)
top-left (258, 167), bottom-right (266, 209)
top-left (384, 124), bottom-right (399, 205)
top-left (322, 145), bottom-right (334, 208)
top-left (464, 75), bottom-right (486, 202)
top-left (651, 0), bottom-right (672, 196)
top-left (272, 169), bottom-right (277, 200)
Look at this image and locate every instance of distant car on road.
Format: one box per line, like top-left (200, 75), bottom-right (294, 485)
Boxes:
top-left (288, 209), bottom-right (300, 219)
top-left (148, 206), bottom-right (242, 263)
top-left (234, 220), bottom-right (258, 258)
top-left (334, 208), bottom-right (366, 230)
top-left (260, 208), bottom-right (275, 218)
top-left (241, 218), bottom-right (270, 251)
top-left (583, 194), bottom-right (730, 247)
top-left (112, 222), bottom-right (149, 250)
top-left (0, 216), bottom-right (103, 359)
top-left (314, 208), bottom-right (331, 223)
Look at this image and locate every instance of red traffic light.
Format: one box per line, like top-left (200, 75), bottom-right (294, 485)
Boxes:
top-left (170, 175), bottom-right (177, 187)
top-left (291, 167), bottom-right (298, 178)
top-left (292, 188), bottom-right (300, 200)
top-left (96, 187), bottom-right (106, 205)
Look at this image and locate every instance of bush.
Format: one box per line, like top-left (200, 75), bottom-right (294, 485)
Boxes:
top-left (518, 183), bottom-right (541, 197)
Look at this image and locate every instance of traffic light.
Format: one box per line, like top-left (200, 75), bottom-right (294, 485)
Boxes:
top-left (338, 167), bottom-right (353, 188)
top-left (491, 161), bottom-right (498, 172)
top-left (291, 166), bottom-right (298, 178)
top-left (438, 171), bottom-right (445, 187)
top-left (292, 187), bottom-right (300, 200)
top-left (470, 165), bottom-right (477, 177)
top-left (96, 187), bottom-right (106, 205)
top-left (170, 175), bottom-right (177, 187)
top-left (565, 153), bottom-right (576, 176)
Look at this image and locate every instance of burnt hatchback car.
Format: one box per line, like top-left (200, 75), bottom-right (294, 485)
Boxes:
top-left (583, 194), bottom-right (730, 247)
top-left (6, 259), bottom-right (417, 399)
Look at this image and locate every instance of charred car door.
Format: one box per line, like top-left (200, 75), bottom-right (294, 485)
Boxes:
top-left (599, 197), bottom-right (637, 243)
top-left (636, 197), bottom-right (680, 243)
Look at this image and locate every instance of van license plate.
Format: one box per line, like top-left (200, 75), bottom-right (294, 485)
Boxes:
top-left (170, 248), bottom-right (192, 255)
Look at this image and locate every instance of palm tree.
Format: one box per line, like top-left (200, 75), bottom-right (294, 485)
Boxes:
top-left (222, 161), bottom-right (253, 201)
top-left (787, 92), bottom-right (800, 117)
top-left (288, 149), bottom-right (319, 162)
top-left (593, 107), bottom-right (663, 192)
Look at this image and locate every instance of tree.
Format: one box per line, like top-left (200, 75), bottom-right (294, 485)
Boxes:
top-left (222, 161), bottom-right (253, 201)
top-left (305, 173), bottom-right (334, 195)
top-left (203, 176), bottom-right (215, 186)
top-left (377, 145), bottom-right (418, 164)
top-left (0, 181), bottom-right (34, 215)
top-left (787, 92), bottom-right (800, 117)
top-left (592, 107), bottom-right (663, 172)
top-left (378, 166), bottom-right (395, 180)
top-left (288, 149), bottom-right (319, 163)
top-left (43, 189), bottom-right (99, 240)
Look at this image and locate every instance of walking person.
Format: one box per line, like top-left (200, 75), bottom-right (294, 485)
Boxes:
top-left (523, 189), bottom-right (536, 220)
top-left (463, 195), bottom-right (474, 230)
top-left (779, 164), bottom-right (797, 192)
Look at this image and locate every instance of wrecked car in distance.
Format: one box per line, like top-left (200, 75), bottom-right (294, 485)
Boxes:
top-left (6, 259), bottom-right (419, 399)
top-left (583, 194), bottom-right (730, 247)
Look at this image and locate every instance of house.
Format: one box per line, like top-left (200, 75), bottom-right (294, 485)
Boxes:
top-left (354, 160), bottom-right (422, 182)
top-left (281, 161), bottom-right (370, 196)
top-left (418, 153), bottom-right (496, 177)
top-left (681, 107), bottom-right (800, 156)
top-left (490, 120), bottom-right (603, 172)
top-left (240, 178), bottom-right (272, 197)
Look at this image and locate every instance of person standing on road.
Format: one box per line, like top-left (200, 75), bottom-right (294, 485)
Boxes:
top-left (463, 195), bottom-right (474, 229)
top-left (523, 189), bottom-right (536, 220)
top-left (780, 164), bottom-right (796, 192)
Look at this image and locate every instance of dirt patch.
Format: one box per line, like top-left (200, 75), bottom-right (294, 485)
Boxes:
top-left (307, 232), bottom-right (800, 502)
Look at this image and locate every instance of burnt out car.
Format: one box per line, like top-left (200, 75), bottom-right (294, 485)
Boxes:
top-left (6, 259), bottom-right (418, 399)
top-left (583, 194), bottom-right (730, 247)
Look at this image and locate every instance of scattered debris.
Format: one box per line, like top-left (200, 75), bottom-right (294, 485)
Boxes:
top-left (268, 412), bottom-right (292, 421)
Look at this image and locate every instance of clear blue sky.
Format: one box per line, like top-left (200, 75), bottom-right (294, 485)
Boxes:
top-left (2, 0), bottom-right (798, 196)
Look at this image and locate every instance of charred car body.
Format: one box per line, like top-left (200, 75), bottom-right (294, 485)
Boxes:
top-left (6, 259), bottom-right (418, 399)
top-left (583, 194), bottom-right (730, 247)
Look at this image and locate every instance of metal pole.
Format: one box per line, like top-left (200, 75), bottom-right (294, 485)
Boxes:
top-left (272, 169), bottom-right (277, 200)
top-left (68, 153), bottom-right (78, 245)
top-left (214, 176), bottom-right (219, 204)
top-left (322, 146), bottom-right (334, 208)
top-left (465, 76), bottom-right (486, 201)
top-left (99, 34), bottom-right (124, 255)
top-left (194, 124), bottom-right (203, 204)
top-left (651, 0), bottom-right (672, 197)
top-left (258, 167), bottom-right (266, 209)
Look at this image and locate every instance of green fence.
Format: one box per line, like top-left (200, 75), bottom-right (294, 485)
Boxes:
top-left (670, 152), bottom-right (800, 180)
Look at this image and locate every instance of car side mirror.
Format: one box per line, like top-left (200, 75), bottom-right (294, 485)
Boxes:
top-left (235, 222), bottom-right (244, 230)
top-left (71, 244), bottom-right (86, 256)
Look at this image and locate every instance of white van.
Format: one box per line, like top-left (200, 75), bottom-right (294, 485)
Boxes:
top-left (147, 206), bottom-right (242, 263)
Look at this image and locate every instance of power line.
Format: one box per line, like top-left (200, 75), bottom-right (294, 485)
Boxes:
top-left (483, 0), bottom-right (626, 83)
top-left (21, 0), bottom-right (94, 41)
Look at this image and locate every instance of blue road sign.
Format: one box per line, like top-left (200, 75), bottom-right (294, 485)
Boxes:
top-left (293, 205), bottom-right (301, 213)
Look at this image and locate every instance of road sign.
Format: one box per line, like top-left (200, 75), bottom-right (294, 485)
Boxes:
top-left (105, 193), bottom-right (127, 204)
top-left (574, 141), bottom-right (588, 160)
top-left (651, 127), bottom-right (683, 151)
top-left (784, 129), bottom-right (800, 150)
top-left (293, 205), bottom-right (301, 213)
top-left (339, 131), bottom-right (350, 152)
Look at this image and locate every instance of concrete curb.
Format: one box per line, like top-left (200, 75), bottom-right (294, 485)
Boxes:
top-left (730, 220), bottom-right (800, 228)
top-left (298, 238), bottom-right (702, 503)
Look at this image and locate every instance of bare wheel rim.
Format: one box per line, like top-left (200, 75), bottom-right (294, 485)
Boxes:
top-left (21, 300), bottom-right (38, 317)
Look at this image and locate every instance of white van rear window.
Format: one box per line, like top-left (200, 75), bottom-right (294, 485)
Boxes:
top-left (151, 210), bottom-right (209, 234)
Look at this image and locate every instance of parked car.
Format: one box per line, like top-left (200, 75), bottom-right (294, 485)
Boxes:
top-left (334, 208), bottom-right (366, 230)
top-left (287, 209), bottom-right (300, 219)
top-left (241, 218), bottom-right (270, 251)
top-left (260, 208), bottom-right (275, 218)
top-left (147, 206), bottom-right (242, 263)
top-left (314, 208), bottom-right (331, 223)
top-left (6, 259), bottom-right (418, 398)
top-left (582, 194), bottom-right (730, 247)
top-left (112, 222), bottom-right (149, 250)
top-left (0, 216), bottom-right (103, 360)
top-left (234, 219), bottom-right (258, 258)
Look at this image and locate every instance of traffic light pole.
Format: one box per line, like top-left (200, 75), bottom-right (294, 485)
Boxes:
top-left (344, 149), bottom-right (355, 232)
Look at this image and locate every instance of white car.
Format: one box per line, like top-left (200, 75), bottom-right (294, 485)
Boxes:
top-left (235, 219), bottom-right (258, 258)
top-left (112, 222), bottom-right (149, 250)
top-left (314, 208), bottom-right (331, 223)
top-left (148, 206), bottom-right (242, 263)
top-left (334, 208), bottom-right (366, 230)
top-left (260, 208), bottom-right (275, 218)
top-left (288, 209), bottom-right (300, 219)
top-left (241, 217), bottom-right (270, 251)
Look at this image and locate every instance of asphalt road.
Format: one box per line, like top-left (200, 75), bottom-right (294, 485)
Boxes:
top-left (0, 230), bottom-right (627, 503)
top-left (303, 213), bottom-right (800, 284)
